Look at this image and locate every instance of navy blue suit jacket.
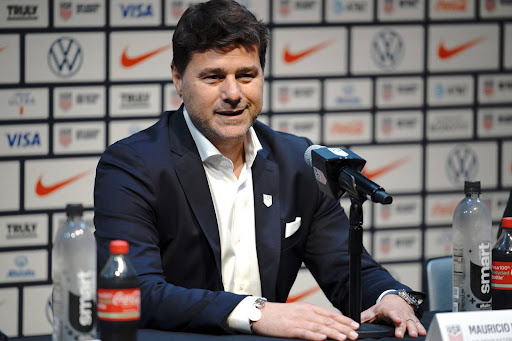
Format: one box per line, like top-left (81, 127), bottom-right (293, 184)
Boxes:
top-left (94, 107), bottom-right (409, 334)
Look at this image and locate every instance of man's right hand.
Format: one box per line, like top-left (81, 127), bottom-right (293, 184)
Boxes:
top-left (251, 302), bottom-right (360, 341)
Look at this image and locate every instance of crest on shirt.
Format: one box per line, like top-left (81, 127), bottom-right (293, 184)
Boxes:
top-left (263, 194), bottom-right (272, 207)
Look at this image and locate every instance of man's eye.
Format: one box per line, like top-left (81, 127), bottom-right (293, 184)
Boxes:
top-left (238, 74), bottom-right (254, 80)
top-left (203, 75), bottom-right (223, 83)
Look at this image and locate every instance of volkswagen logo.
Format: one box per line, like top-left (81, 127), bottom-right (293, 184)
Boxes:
top-left (445, 145), bottom-right (478, 186)
top-left (371, 29), bottom-right (404, 71)
top-left (48, 37), bottom-right (83, 78)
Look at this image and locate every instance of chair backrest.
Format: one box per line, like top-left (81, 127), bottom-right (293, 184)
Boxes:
top-left (426, 256), bottom-right (452, 311)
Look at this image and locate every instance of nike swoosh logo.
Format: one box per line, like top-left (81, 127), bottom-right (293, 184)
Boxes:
top-left (35, 170), bottom-right (91, 196)
top-left (361, 157), bottom-right (409, 180)
top-left (121, 44), bottom-right (172, 68)
top-left (286, 286), bottom-right (321, 303)
top-left (283, 40), bottom-right (334, 64)
top-left (438, 37), bottom-right (485, 59)
top-left (0, 46), bottom-right (7, 53)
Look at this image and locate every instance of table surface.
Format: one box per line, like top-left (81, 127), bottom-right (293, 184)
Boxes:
top-left (11, 311), bottom-right (435, 341)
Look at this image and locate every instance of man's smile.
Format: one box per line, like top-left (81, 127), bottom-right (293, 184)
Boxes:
top-left (216, 108), bottom-right (246, 116)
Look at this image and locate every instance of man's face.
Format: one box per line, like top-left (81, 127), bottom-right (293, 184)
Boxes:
top-left (172, 46), bottom-right (264, 147)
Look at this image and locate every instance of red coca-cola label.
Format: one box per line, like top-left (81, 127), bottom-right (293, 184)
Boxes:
top-left (97, 288), bottom-right (141, 321)
top-left (492, 261), bottom-right (512, 290)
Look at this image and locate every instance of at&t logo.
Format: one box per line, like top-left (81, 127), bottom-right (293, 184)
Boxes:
top-left (371, 29), bottom-right (404, 71)
top-left (434, 83), bottom-right (445, 99)
top-left (48, 37), bottom-right (83, 78)
top-left (333, 0), bottom-right (344, 13)
top-left (445, 145), bottom-right (478, 186)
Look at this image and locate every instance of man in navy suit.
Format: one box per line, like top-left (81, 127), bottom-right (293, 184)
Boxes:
top-left (94, 1), bottom-right (426, 339)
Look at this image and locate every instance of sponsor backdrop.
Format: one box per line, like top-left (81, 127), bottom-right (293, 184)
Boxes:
top-left (0, 0), bottom-right (512, 337)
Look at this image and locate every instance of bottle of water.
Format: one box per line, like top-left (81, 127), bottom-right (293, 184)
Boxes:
top-left (97, 240), bottom-right (140, 341)
top-left (452, 181), bottom-right (492, 311)
top-left (52, 203), bottom-right (97, 340)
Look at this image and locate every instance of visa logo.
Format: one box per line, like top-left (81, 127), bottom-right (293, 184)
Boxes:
top-left (6, 132), bottom-right (41, 147)
top-left (120, 4), bottom-right (153, 18)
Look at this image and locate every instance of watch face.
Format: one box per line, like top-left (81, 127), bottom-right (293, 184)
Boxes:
top-left (248, 307), bottom-right (262, 322)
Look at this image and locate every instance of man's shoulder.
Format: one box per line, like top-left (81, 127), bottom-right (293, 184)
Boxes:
top-left (99, 111), bottom-right (178, 166)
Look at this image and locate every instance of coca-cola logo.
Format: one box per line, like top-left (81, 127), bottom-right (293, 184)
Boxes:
top-left (112, 290), bottom-right (140, 306)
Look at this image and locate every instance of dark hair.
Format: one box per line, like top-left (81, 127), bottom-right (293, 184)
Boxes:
top-left (172, 0), bottom-right (269, 76)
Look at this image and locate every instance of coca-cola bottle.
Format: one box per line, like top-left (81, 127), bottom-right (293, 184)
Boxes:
top-left (97, 240), bottom-right (140, 341)
top-left (491, 217), bottom-right (512, 310)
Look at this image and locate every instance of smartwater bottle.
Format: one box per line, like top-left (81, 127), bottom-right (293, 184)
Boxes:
top-left (52, 203), bottom-right (97, 340)
top-left (452, 181), bottom-right (492, 311)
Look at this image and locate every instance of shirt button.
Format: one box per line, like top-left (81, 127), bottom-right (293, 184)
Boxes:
top-left (239, 284), bottom-right (245, 291)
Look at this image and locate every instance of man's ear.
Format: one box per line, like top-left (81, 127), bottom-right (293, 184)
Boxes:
top-left (171, 63), bottom-right (183, 97)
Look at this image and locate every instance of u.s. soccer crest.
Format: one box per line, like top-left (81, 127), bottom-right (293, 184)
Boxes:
top-left (446, 324), bottom-right (463, 341)
top-left (60, 2), bottom-right (72, 20)
top-left (263, 194), bottom-right (272, 207)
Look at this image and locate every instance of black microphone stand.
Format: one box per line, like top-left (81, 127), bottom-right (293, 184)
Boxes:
top-left (348, 194), bottom-right (394, 338)
top-left (306, 146), bottom-right (397, 337)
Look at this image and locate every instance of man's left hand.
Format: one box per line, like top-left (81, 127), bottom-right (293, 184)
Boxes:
top-left (360, 294), bottom-right (427, 338)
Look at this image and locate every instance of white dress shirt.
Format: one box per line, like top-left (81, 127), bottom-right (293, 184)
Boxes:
top-left (183, 108), bottom-right (395, 332)
top-left (184, 108), bottom-right (262, 332)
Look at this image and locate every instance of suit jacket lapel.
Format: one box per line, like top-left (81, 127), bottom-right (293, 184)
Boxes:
top-left (168, 108), bottom-right (282, 298)
top-left (252, 150), bottom-right (281, 301)
top-left (168, 108), bottom-right (223, 280)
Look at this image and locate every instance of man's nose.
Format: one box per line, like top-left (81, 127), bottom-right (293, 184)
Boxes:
top-left (220, 76), bottom-right (242, 103)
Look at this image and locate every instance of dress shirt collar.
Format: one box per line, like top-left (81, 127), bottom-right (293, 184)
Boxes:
top-left (183, 107), bottom-right (262, 168)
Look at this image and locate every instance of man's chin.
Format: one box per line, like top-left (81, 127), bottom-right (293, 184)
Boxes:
top-left (211, 126), bottom-right (252, 141)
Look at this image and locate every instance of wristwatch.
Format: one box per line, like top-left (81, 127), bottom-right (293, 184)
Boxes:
top-left (248, 297), bottom-right (267, 325)
top-left (383, 289), bottom-right (424, 312)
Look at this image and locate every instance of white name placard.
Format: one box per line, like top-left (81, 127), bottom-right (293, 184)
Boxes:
top-left (426, 310), bottom-right (512, 341)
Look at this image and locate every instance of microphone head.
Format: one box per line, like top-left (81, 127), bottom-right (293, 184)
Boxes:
top-left (304, 145), bottom-right (324, 166)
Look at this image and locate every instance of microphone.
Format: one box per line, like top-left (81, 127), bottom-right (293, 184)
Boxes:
top-left (304, 145), bottom-right (392, 204)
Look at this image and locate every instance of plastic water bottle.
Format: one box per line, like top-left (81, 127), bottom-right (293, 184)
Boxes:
top-left (97, 240), bottom-right (140, 341)
top-left (452, 180), bottom-right (492, 311)
top-left (52, 203), bottom-right (97, 340)
top-left (491, 217), bottom-right (512, 310)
